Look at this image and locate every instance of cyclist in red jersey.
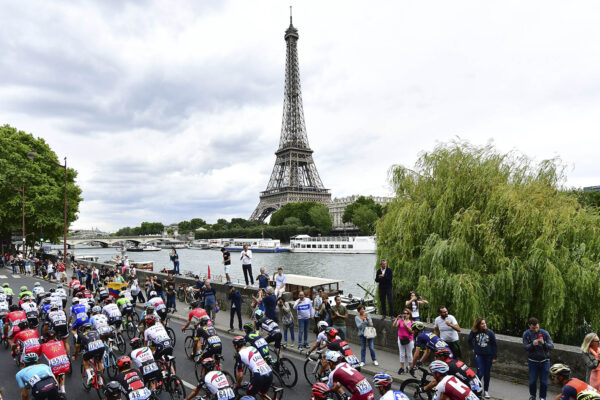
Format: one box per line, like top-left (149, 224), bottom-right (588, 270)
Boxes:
top-left (429, 361), bottom-right (479, 400)
top-left (181, 300), bottom-right (208, 356)
top-left (326, 350), bottom-right (374, 400)
top-left (14, 321), bottom-right (42, 364)
top-left (68, 275), bottom-right (82, 296)
top-left (6, 304), bottom-right (28, 350)
top-left (41, 330), bottom-right (70, 396)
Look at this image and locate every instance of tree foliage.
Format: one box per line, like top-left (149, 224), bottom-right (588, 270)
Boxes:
top-left (178, 218), bottom-right (208, 233)
top-left (0, 125), bottom-right (83, 248)
top-left (270, 202), bottom-right (332, 234)
top-left (377, 141), bottom-right (600, 344)
top-left (308, 204), bottom-right (333, 235)
top-left (343, 196), bottom-right (383, 235)
top-left (113, 222), bottom-right (164, 236)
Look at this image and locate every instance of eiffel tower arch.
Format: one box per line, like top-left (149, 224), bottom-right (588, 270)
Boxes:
top-left (250, 12), bottom-right (331, 222)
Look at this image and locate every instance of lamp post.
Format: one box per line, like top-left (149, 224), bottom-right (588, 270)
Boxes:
top-left (55, 157), bottom-right (67, 266)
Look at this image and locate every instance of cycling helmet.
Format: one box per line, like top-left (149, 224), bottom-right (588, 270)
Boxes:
top-left (411, 321), bottom-right (425, 332)
top-left (373, 373), bottom-right (393, 388)
top-left (435, 348), bottom-right (452, 358)
top-left (9, 304), bottom-right (19, 312)
top-left (50, 304), bottom-right (59, 312)
top-left (76, 292), bottom-right (85, 298)
top-left (146, 305), bottom-right (155, 313)
top-left (57, 284), bottom-right (63, 288)
top-left (18, 321), bottom-right (29, 330)
top-left (317, 321), bottom-right (328, 331)
top-left (232, 336), bottom-right (246, 347)
top-left (43, 298), bottom-right (52, 305)
top-left (20, 286), bottom-right (27, 292)
top-left (72, 298), bottom-right (80, 304)
top-left (311, 383), bottom-right (330, 399)
top-left (578, 391), bottom-right (600, 400)
top-left (149, 291), bottom-right (157, 297)
top-left (34, 282), bottom-right (40, 287)
top-left (104, 381), bottom-right (122, 397)
top-left (117, 356), bottom-right (131, 370)
top-left (0, 288), bottom-right (3, 294)
top-left (253, 309), bottom-right (264, 320)
top-left (49, 288), bottom-right (56, 293)
top-left (325, 350), bottom-right (343, 363)
top-left (23, 352), bottom-right (39, 364)
top-left (119, 292), bottom-right (125, 298)
top-left (550, 363), bottom-right (571, 377)
top-left (105, 298), bottom-right (113, 304)
top-left (429, 360), bottom-right (449, 374)
top-left (46, 329), bottom-right (56, 339)
top-left (243, 322), bottom-right (255, 333)
top-left (82, 323), bottom-right (93, 331)
top-left (326, 327), bottom-right (339, 340)
top-left (190, 300), bottom-right (200, 309)
top-left (130, 337), bottom-right (143, 350)
top-left (22, 295), bottom-right (31, 301)
top-left (3, 283), bottom-right (8, 288)
top-left (199, 315), bottom-right (211, 326)
top-left (201, 357), bottom-right (217, 372)
top-left (145, 315), bottom-right (158, 327)
top-left (92, 306), bottom-right (102, 314)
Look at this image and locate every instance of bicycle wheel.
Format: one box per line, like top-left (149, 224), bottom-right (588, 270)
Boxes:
top-left (116, 332), bottom-right (126, 354)
top-left (400, 378), bottom-right (432, 400)
top-left (166, 327), bottom-right (176, 346)
top-left (303, 357), bottom-right (320, 385)
top-left (93, 370), bottom-right (105, 400)
top-left (167, 376), bottom-right (187, 400)
top-left (276, 357), bottom-right (298, 388)
top-left (184, 336), bottom-right (194, 360)
top-left (194, 361), bottom-right (204, 382)
top-left (126, 317), bottom-right (137, 339)
top-left (106, 351), bottom-right (118, 379)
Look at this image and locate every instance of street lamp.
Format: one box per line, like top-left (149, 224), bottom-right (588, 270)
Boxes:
top-left (55, 157), bottom-right (68, 266)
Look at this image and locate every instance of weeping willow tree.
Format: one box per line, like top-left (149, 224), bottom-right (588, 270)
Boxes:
top-left (376, 141), bottom-right (600, 344)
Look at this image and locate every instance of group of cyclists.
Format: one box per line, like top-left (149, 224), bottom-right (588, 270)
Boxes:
top-left (4, 273), bottom-right (600, 400)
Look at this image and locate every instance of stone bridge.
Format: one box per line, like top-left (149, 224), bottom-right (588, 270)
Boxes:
top-left (64, 236), bottom-right (184, 248)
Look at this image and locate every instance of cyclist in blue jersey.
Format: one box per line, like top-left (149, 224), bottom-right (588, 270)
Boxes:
top-left (409, 321), bottom-right (452, 372)
top-left (243, 322), bottom-right (272, 363)
top-left (68, 298), bottom-right (89, 338)
top-left (15, 352), bottom-right (60, 400)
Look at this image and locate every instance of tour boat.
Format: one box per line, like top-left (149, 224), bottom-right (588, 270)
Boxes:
top-left (223, 238), bottom-right (289, 253)
top-left (188, 241), bottom-right (210, 250)
top-left (289, 235), bottom-right (376, 254)
top-left (126, 244), bottom-right (161, 252)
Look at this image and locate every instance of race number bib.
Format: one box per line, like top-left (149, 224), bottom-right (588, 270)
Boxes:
top-left (129, 387), bottom-right (152, 400)
top-left (28, 374), bottom-right (41, 386)
top-left (217, 388), bottom-right (235, 400)
top-left (76, 312), bottom-right (87, 320)
top-left (208, 336), bottom-right (221, 345)
top-left (24, 338), bottom-right (39, 348)
top-left (88, 340), bottom-right (104, 351)
top-left (345, 355), bottom-right (359, 365)
top-left (355, 379), bottom-right (372, 395)
top-left (254, 338), bottom-right (267, 348)
top-left (50, 355), bottom-right (69, 367)
top-left (143, 363), bottom-right (158, 374)
top-left (256, 364), bottom-right (271, 375)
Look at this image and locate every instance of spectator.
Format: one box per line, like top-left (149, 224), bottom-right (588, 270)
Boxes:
top-left (152, 275), bottom-right (165, 301)
top-left (468, 317), bottom-right (497, 397)
top-left (114, 271), bottom-right (124, 284)
top-left (256, 267), bottom-right (270, 290)
top-left (263, 286), bottom-right (278, 322)
top-left (523, 317), bottom-right (553, 400)
top-left (240, 245), bottom-right (253, 287)
top-left (130, 278), bottom-right (144, 304)
top-left (46, 260), bottom-right (55, 281)
top-left (274, 267), bottom-right (287, 297)
top-left (203, 280), bottom-right (218, 321)
top-left (170, 248), bottom-right (180, 274)
top-left (278, 298), bottom-right (295, 347)
top-left (355, 305), bottom-right (378, 366)
top-left (24, 258), bottom-right (32, 275)
top-left (393, 307), bottom-right (414, 374)
top-left (221, 247), bottom-right (232, 284)
top-left (375, 259), bottom-right (394, 319)
top-left (144, 276), bottom-right (152, 299)
top-left (92, 267), bottom-right (99, 290)
top-left (293, 290), bottom-right (313, 350)
top-left (434, 306), bottom-right (462, 358)
top-left (581, 333), bottom-right (600, 389)
top-left (251, 289), bottom-right (266, 313)
top-left (228, 283), bottom-right (242, 333)
top-left (331, 295), bottom-right (348, 340)
top-left (405, 291), bottom-right (428, 321)
top-left (165, 274), bottom-right (177, 313)
top-left (312, 287), bottom-right (324, 333)
top-left (318, 293), bottom-right (332, 325)
top-left (193, 276), bottom-right (204, 303)
top-left (56, 262), bottom-right (66, 282)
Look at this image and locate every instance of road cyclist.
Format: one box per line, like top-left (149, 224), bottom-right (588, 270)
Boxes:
top-left (305, 321), bottom-right (331, 379)
top-left (254, 309), bottom-right (283, 355)
top-left (186, 358), bottom-right (236, 400)
top-left (325, 328), bottom-right (361, 370)
top-left (4, 282), bottom-right (14, 305)
top-left (409, 321), bottom-right (453, 373)
top-left (40, 329), bottom-right (70, 397)
top-left (14, 320), bottom-right (42, 366)
top-left (71, 322), bottom-right (105, 385)
top-left (102, 297), bottom-right (123, 334)
top-left (429, 360), bottom-right (479, 400)
top-left (15, 352), bottom-right (61, 400)
top-left (372, 373), bottom-right (409, 400)
top-left (5, 303), bottom-right (28, 353)
top-left (113, 355), bottom-right (154, 400)
top-left (232, 335), bottom-right (275, 400)
top-left (180, 300), bottom-right (209, 359)
top-left (146, 291), bottom-right (168, 323)
top-left (550, 363), bottom-right (598, 400)
top-left (42, 304), bottom-right (70, 355)
top-left (325, 350), bottom-right (374, 400)
top-left (129, 336), bottom-right (161, 391)
top-left (244, 322), bottom-right (274, 364)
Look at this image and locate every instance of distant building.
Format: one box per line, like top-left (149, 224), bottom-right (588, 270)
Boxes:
top-left (163, 224), bottom-right (179, 237)
top-left (584, 186), bottom-right (600, 192)
top-left (328, 195), bottom-right (392, 233)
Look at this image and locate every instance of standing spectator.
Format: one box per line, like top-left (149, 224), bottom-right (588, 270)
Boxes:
top-left (193, 276), bottom-right (204, 302)
top-left (262, 286), bottom-right (278, 322)
top-left (293, 290), bottom-right (313, 350)
top-left (468, 317), bottom-right (498, 398)
top-left (375, 259), bottom-right (394, 319)
top-left (312, 288), bottom-right (324, 333)
top-left (24, 258), bottom-right (32, 275)
top-left (85, 266), bottom-right (93, 290)
top-left (221, 248), bottom-right (232, 284)
top-left (278, 298), bottom-right (294, 347)
top-left (165, 274), bottom-right (177, 313)
top-left (122, 255), bottom-right (130, 275)
top-left (57, 262), bottom-right (66, 282)
top-left (434, 306), bottom-right (462, 358)
top-left (251, 289), bottom-right (266, 313)
top-left (130, 278), bottom-right (144, 304)
top-left (240, 245), bottom-right (253, 287)
top-left (331, 295), bottom-right (348, 340)
top-left (152, 275), bottom-right (165, 301)
top-left (144, 276), bottom-right (152, 299)
top-left (113, 271), bottom-right (124, 284)
top-left (256, 268), bottom-right (270, 290)
top-left (319, 293), bottom-right (332, 325)
top-left (274, 267), bottom-right (287, 297)
top-left (405, 291), bottom-right (428, 321)
top-left (355, 305), bottom-right (378, 366)
top-left (170, 248), bottom-right (180, 275)
top-left (46, 260), bottom-right (55, 281)
top-left (203, 280), bottom-right (218, 321)
top-left (92, 267), bottom-right (99, 290)
top-left (581, 333), bottom-right (600, 389)
top-left (393, 308), bottom-right (414, 374)
top-left (523, 317), bottom-right (553, 400)
top-left (228, 283), bottom-right (242, 333)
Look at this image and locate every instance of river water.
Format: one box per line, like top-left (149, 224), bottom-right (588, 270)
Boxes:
top-left (73, 247), bottom-right (377, 296)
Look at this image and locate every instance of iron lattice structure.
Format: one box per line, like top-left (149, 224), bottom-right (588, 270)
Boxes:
top-left (250, 15), bottom-right (331, 222)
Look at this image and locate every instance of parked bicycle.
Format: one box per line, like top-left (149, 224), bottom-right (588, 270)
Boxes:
top-left (177, 283), bottom-right (195, 304)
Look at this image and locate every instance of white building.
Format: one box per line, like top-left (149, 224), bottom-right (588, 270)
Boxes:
top-left (328, 195), bottom-right (392, 232)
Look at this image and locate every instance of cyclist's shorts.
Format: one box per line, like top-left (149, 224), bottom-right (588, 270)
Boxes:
top-left (248, 373), bottom-right (273, 396)
top-left (71, 319), bottom-right (87, 331)
top-left (108, 317), bottom-right (122, 327)
top-left (31, 376), bottom-right (59, 399)
top-left (83, 347), bottom-right (105, 361)
top-left (157, 309), bottom-right (167, 321)
top-left (154, 342), bottom-right (174, 360)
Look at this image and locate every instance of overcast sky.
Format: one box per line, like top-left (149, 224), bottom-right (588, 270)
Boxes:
top-left (2, 1), bottom-right (600, 232)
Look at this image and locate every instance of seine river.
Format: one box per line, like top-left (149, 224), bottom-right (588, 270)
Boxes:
top-left (73, 247), bottom-right (377, 296)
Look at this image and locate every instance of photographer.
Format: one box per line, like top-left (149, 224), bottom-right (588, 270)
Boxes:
top-left (393, 307), bottom-right (415, 374)
top-left (405, 291), bottom-right (428, 321)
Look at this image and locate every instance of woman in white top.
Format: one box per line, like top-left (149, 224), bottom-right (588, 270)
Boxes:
top-left (405, 291), bottom-right (428, 321)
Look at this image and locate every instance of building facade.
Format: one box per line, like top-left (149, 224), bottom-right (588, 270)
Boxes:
top-left (329, 195), bottom-right (392, 232)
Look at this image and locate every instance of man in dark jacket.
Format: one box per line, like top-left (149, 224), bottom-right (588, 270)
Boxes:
top-left (375, 259), bottom-right (394, 319)
top-left (228, 283), bottom-right (242, 332)
top-left (523, 317), bottom-right (554, 400)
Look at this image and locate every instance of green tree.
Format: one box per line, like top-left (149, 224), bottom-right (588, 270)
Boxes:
top-left (308, 204), bottom-right (333, 235)
top-left (377, 140), bottom-right (600, 344)
top-left (283, 216), bottom-right (302, 226)
top-left (270, 202), bottom-right (318, 226)
top-left (166, 228), bottom-right (174, 235)
top-left (0, 125), bottom-right (83, 249)
top-left (352, 205), bottom-right (378, 235)
top-left (343, 196), bottom-right (383, 224)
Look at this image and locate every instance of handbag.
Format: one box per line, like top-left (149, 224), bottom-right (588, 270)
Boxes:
top-left (400, 337), bottom-right (410, 345)
top-left (364, 326), bottom-right (377, 339)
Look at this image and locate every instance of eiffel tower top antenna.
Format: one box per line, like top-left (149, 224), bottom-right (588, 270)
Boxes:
top-left (290, 5), bottom-right (292, 25)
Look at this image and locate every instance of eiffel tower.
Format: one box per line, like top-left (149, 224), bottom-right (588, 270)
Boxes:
top-left (250, 11), bottom-right (331, 222)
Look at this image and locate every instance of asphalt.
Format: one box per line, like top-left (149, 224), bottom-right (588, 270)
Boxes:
top-left (0, 268), bottom-right (560, 400)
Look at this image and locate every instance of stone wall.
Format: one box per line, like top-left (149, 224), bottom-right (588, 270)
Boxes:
top-left (76, 259), bottom-right (588, 382)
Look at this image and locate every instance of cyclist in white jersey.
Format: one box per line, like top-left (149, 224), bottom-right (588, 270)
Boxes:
top-left (145, 292), bottom-right (167, 322)
top-left (233, 336), bottom-right (273, 399)
top-left (143, 314), bottom-right (174, 360)
top-left (102, 298), bottom-right (122, 332)
top-left (129, 337), bottom-right (161, 390)
top-left (90, 306), bottom-right (112, 341)
top-left (188, 368), bottom-right (236, 400)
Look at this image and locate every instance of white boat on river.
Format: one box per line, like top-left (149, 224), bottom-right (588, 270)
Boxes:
top-left (289, 235), bottom-right (376, 254)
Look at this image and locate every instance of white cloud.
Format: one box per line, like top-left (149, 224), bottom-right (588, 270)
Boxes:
top-left (2, 0), bottom-right (600, 231)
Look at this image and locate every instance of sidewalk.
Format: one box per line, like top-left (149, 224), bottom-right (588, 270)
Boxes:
top-left (164, 294), bottom-right (558, 400)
